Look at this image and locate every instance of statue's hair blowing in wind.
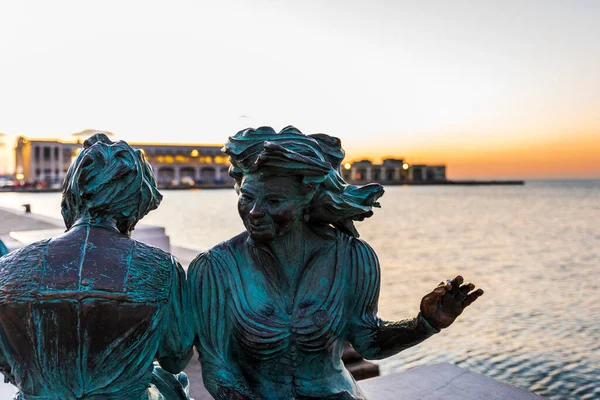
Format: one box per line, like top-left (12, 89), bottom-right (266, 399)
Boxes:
top-left (223, 125), bottom-right (384, 237)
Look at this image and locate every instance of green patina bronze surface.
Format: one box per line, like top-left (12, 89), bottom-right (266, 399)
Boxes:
top-left (0, 240), bottom-right (7, 258)
top-left (0, 134), bottom-right (193, 400)
top-left (189, 126), bottom-right (484, 400)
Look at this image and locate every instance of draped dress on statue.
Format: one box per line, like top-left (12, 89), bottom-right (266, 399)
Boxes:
top-left (0, 224), bottom-right (193, 400)
top-left (189, 226), bottom-right (439, 400)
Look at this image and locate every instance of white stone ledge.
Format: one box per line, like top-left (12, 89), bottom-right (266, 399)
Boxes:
top-left (359, 363), bottom-right (542, 400)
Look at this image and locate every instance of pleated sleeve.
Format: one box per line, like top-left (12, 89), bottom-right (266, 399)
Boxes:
top-left (346, 237), bottom-right (439, 360)
top-left (156, 256), bottom-right (194, 374)
top-left (188, 250), bottom-right (255, 399)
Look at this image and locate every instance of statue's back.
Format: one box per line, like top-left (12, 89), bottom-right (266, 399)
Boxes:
top-left (0, 225), bottom-right (176, 400)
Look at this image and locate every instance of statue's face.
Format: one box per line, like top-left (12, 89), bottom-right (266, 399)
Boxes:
top-left (238, 174), bottom-right (309, 243)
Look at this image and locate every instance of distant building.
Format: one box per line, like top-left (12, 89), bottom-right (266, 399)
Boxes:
top-left (14, 136), bottom-right (232, 187)
top-left (14, 137), bottom-right (81, 186)
top-left (136, 142), bottom-right (232, 186)
top-left (342, 158), bottom-right (446, 184)
top-left (410, 164), bottom-right (447, 182)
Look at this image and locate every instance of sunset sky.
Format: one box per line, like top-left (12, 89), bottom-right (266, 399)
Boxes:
top-left (0, 0), bottom-right (598, 179)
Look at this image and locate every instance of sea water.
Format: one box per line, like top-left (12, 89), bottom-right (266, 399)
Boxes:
top-left (1, 180), bottom-right (598, 399)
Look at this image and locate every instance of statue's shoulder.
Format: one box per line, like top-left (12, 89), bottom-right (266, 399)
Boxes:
top-left (126, 239), bottom-right (181, 296)
top-left (0, 239), bottom-right (50, 271)
top-left (333, 229), bottom-right (377, 257)
top-left (332, 230), bottom-right (380, 282)
top-left (0, 239), bottom-right (51, 300)
top-left (215, 231), bottom-right (249, 253)
top-left (188, 231), bottom-right (248, 280)
top-left (131, 239), bottom-right (176, 265)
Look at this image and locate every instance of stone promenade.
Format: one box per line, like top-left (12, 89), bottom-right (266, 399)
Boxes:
top-left (0, 207), bottom-right (61, 235)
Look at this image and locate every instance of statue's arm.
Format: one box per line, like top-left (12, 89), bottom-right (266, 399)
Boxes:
top-left (188, 252), bottom-right (256, 400)
top-left (156, 257), bottom-right (194, 373)
top-left (346, 239), bottom-right (440, 360)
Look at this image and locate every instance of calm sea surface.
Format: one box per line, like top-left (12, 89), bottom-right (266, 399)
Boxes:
top-left (1, 180), bottom-right (599, 400)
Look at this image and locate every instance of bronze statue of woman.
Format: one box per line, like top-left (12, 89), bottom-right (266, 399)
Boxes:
top-left (189, 126), bottom-right (484, 400)
top-left (0, 133), bottom-right (193, 399)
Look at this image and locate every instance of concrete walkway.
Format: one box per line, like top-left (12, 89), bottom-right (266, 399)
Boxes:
top-left (360, 363), bottom-right (541, 399)
top-left (0, 207), bottom-right (61, 235)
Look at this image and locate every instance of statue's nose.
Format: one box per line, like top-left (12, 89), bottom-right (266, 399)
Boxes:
top-left (250, 202), bottom-right (265, 217)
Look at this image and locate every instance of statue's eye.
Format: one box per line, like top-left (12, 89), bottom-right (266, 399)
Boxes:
top-left (266, 197), bottom-right (281, 205)
top-left (240, 193), bottom-right (254, 203)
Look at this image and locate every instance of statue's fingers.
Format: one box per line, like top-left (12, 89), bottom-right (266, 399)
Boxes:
top-left (458, 283), bottom-right (475, 297)
top-left (462, 288), bottom-right (484, 307)
top-left (448, 275), bottom-right (463, 294)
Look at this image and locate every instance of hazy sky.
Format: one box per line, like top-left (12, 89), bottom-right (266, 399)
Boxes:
top-left (1, 0), bottom-right (599, 178)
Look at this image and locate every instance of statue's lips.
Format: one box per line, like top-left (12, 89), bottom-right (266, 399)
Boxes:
top-left (249, 221), bottom-right (271, 231)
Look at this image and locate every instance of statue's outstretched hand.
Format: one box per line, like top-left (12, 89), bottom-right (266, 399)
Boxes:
top-left (420, 275), bottom-right (483, 330)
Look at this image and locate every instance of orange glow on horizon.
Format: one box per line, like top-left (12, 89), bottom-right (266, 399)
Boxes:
top-left (344, 133), bottom-right (600, 180)
top-left (1, 131), bottom-right (599, 179)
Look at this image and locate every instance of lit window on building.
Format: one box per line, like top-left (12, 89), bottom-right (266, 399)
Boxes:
top-left (214, 155), bottom-right (228, 164)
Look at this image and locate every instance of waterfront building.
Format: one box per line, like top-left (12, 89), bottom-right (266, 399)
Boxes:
top-left (14, 136), bottom-right (232, 187)
top-left (14, 137), bottom-right (81, 186)
top-left (410, 164), bottom-right (447, 182)
top-left (14, 136), bottom-right (446, 187)
top-left (136, 142), bottom-right (232, 186)
top-left (342, 158), bottom-right (446, 184)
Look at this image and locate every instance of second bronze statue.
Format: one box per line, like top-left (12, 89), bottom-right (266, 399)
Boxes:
top-left (187, 126), bottom-right (484, 400)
